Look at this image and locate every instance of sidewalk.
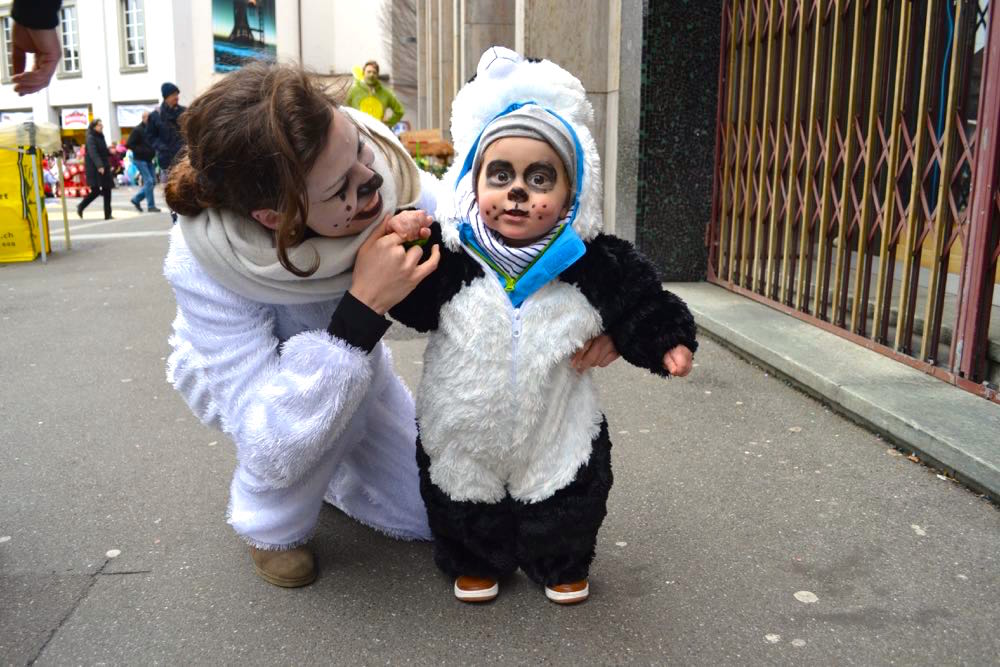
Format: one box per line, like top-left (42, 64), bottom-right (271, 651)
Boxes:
top-left (1, 231), bottom-right (998, 664)
top-left (668, 281), bottom-right (1000, 502)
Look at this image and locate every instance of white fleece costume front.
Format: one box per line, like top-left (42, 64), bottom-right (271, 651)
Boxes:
top-left (163, 110), bottom-right (439, 548)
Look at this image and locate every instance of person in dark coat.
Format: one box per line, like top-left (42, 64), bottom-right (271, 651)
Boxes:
top-left (147, 82), bottom-right (186, 221)
top-left (127, 110), bottom-right (161, 213)
top-left (77, 118), bottom-right (113, 220)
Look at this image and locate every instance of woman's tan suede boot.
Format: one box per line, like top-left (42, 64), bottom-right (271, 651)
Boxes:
top-left (249, 545), bottom-right (317, 588)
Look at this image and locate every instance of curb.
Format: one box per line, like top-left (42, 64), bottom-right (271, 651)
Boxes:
top-left (666, 281), bottom-right (1000, 502)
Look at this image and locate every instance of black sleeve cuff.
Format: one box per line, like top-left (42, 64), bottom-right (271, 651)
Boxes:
top-left (327, 291), bottom-right (391, 353)
top-left (12, 0), bottom-right (62, 30)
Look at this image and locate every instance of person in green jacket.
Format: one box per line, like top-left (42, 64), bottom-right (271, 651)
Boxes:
top-left (346, 60), bottom-right (405, 127)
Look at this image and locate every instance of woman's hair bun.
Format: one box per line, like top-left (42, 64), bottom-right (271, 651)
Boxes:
top-left (165, 157), bottom-right (207, 217)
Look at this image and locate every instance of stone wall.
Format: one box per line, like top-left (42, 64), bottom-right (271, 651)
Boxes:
top-left (636, 0), bottom-right (721, 281)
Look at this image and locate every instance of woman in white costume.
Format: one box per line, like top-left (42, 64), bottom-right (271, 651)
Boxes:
top-left (162, 63), bottom-right (447, 587)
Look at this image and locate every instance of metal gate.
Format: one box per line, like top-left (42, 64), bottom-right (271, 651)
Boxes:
top-left (709, 0), bottom-right (1000, 402)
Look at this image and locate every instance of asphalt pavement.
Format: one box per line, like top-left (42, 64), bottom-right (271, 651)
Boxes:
top-left (1, 190), bottom-right (998, 665)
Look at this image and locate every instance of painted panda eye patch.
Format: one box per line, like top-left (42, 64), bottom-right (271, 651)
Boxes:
top-left (486, 160), bottom-right (514, 186)
top-left (525, 162), bottom-right (557, 190)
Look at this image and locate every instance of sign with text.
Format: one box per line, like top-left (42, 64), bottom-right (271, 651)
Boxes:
top-left (60, 107), bottom-right (90, 130)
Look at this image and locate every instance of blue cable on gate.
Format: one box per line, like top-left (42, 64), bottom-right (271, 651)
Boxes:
top-left (929, 0), bottom-right (956, 212)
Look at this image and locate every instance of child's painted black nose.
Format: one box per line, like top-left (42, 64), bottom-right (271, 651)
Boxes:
top-left (507, 187), bottom-right (528, 203)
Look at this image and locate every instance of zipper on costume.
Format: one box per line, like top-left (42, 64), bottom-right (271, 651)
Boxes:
top-left (467, 244), bottom-right (516, 291)
top-left (510, 309), bottom-right (522, 388)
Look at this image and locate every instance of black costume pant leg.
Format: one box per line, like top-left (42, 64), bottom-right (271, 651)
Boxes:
top-left (416, 439), bottom-right (517, 580)
top-left (513, 419), bottom-right (613, 587)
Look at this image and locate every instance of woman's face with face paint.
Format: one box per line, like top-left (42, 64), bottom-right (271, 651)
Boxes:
top-left (475, 136), bottom-right (571, 247)
top-left (302, 108), bottom-right (385, 237)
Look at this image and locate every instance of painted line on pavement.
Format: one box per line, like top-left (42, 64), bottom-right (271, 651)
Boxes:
top-left (51, 230), bottom-right (172, 241)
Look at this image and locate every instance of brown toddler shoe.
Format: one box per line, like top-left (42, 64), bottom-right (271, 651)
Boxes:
top-left (250, 545), bottom-right (316, 588)
top-left (454, 576), bottom-right (499, 602)
top-left (545, 579), bottom-right (589, 604)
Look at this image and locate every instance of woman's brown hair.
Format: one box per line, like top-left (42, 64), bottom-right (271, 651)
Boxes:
top-left (166, 62), bottom-right (341, 276)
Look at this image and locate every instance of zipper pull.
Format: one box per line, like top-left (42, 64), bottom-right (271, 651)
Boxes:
top-left (504, 276), bottom-right (516, 292)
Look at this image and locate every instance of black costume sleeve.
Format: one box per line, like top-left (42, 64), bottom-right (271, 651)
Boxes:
top-left (327, 291), bottom-right (391, 353)
top-left (560, 234), bottom-right (698, 377)
top-left (12, 0), bottom-right (62, 30)
top-left (388, 222), bottom-right (485, 332)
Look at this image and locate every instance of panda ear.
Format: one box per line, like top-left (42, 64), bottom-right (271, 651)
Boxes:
top-left (476, 46), bottom-right (523, 80)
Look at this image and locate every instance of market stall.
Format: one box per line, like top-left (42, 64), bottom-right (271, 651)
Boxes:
top-left (0, 121), bottom-right (70, 263)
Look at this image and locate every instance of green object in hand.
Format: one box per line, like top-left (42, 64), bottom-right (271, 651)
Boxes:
top-left (404, 237), bottom-right (429, 248)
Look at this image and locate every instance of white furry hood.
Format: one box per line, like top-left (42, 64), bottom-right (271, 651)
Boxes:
top-left (436, 47), bottom-right (604, 249)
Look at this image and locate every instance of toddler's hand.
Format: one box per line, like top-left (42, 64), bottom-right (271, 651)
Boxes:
top-left (386, 209), bottom-right (433, 244)
top-left (663, 345), bottom-right (693, 377)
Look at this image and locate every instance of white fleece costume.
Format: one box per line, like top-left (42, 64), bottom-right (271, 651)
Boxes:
top-left (164, 108), bottom-right (439, 548)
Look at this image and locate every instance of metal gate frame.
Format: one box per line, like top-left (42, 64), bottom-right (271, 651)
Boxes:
top-left (708, 0), bottom-right (1000, 403)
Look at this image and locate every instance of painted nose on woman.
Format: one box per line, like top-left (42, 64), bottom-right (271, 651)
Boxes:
top-left (357, 172), bottom-right (383, 198)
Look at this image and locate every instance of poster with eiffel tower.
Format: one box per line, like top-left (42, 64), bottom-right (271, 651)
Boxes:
top-left (213, 0), bottom-right (277, 73)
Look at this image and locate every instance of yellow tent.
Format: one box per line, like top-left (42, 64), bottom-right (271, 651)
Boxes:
top-left (0, 121), bottom-right (70, 263)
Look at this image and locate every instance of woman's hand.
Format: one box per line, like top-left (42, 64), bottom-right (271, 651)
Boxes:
top-left (386, 209), bottom-right (432, 243)
top-left (349, 215), bottom-right (440, 315)
top-left (663, 345), bottom-right (694, 377)
top-left (571, 334), bottom-right (620, 371)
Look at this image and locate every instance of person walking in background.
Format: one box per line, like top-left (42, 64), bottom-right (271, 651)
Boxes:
top-left (9, 0), bottom-right (62, 96)
top-left (127, 111), bottom-right (161, 213)
top-left (147, 82), bottom-right (186, 222)
top-left (346, 60), bottom-right (404, 127)
top-left (77, 119), bottom-right (113, 220)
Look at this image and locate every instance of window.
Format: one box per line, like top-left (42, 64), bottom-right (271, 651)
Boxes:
top-left (58, 3), bottom-right (80, 76)
top-left (119, 0), bottom-right (146, 70)
top-left (0, 15), bottom-right (13, 83)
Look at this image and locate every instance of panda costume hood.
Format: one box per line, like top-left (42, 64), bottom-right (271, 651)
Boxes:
top-left (435, 47), bottom-right (604, 306)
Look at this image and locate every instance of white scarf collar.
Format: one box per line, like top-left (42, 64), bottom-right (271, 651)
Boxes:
top-left (179, 108), bottom-right (420, 305)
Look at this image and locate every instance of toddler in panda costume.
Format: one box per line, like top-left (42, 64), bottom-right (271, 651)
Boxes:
top-left (390, 47), bottom-right (698, 604)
